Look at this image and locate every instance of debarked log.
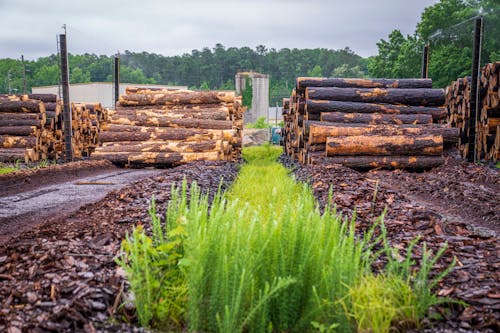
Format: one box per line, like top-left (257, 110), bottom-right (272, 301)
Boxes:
top-left (0, 135), bottom-right (36, 148)
top-left (296, 77), bottom-right (433, 93)
top-left (98, 140), bottom-right (224, 153)
top-left (306, 121), bottom-right (458, 145)
top-left (91, 150), bottom-right (222, 166)
top-left (306, 87), bottom-right (445, 106)
top-left (309, 154), bottom-right (444, 169)
top-left (108, 113), bottom-right (233, 129)
top-left (305, 100), bottom-right (447, 121)
top-left (118, 91), bottom-right (235, 106)
top-left (325, 134), bottom-right (443, 156)
top-left (320, 112), bottom-right (432, 125)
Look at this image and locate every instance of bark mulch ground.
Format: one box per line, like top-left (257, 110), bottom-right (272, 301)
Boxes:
top-left (0, 161), bottom-right (239, 333)
top-left (283, 152), bottom-right (499, 332)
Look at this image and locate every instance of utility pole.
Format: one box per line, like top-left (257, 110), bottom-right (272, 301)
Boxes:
top-left (21, 55), bottom-right (27, 94)
top-left (114, 53), bottom-right (120, 107)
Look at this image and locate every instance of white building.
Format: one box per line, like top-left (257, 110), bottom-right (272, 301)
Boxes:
top-left (235, 72), bottom-right (269, 124)
top-left (32, 82), bottom-right (187, 109)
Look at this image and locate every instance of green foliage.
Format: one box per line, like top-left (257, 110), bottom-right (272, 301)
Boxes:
top-left (331, 64), bottom-right (367, 78)
top-left (369, 0), bottom-right (500, 87)
top-left (241, 76), bottom-right (253, 109)
top-left (118, 145), bottom-right (455, 332)
top-left (245, 116), bottom-right (270, 129)
top-left (0, 167), bottom-right (17, 174)
top-left (307, 65), bottom-right (323, 77)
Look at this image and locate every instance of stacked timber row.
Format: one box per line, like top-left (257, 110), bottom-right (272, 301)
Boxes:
top-left (0, 94), bottom-right (60, 162)
top-left (92, 88), bottom-right (243, 167)
top-left (283, 78), bottom-right (458, 169)
top-left (446, 62), bottom-right (500, 161)
top-left (0, 94), bottom-right (108, 162)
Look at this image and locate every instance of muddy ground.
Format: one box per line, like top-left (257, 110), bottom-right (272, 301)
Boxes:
top-left (0, 153), bottom-right (498, 332)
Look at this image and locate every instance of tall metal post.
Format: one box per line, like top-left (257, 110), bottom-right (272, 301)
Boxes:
top-left (59, 33), bottom-right (72, 162)
top-left (114, 54), bottom-right (120, 107)
top-left (467, 16), bottom-right (483, 162)
top-left (421, 43), bottom-right (429, 79)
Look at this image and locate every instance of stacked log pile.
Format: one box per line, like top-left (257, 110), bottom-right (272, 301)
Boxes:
top-left (446, 62), bottom-right (500, 161)
top-left (92, 88), bottom-right (243, 167)
top-left (283, 78), bottom-right (458, 169)
top-left (0, 94), bottom-right (108, 162)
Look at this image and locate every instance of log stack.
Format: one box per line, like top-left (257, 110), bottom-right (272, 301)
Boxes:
top-left (91, 88), bottom-right (243, 167)
top-left (445, 62), bottom-right (500, 161)
top-left (283, 78), bottom-right (457, 169)
top-left (0, 94), bottom-right (108, 163)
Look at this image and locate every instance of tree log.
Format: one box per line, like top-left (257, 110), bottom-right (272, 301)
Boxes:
top-left (108, 113), bottom-right (232, 129)
top-left (115, 103), bottom-right (232, 112)
top-left (91, 150), bottom-right (222, 166)
top-left (0, 126), bottom-right (37, 136)
top-left (0, 100), bottom-right (45, 113)
top-left (0, 119), bottom-right (44, 127)
top-left (306, 121), bottom-right (458, 145)
top-left (308, 154), bottom-right (444, 169)
top-left (0, 135), bottom-right (36, 148)
top-left (98, 140), bottom-right (224, 153)
top-left (25, 94), bottom-right (57, 103)
top-left (118, 91), bottom-right (235, 106)
top-left (125, 87), bottom-right (182, 94)
top-left (320, 112), bottom-right (433, 125)
top-left (326, 135), bottom-right (443, 156)
top-left (296, 77), bottom-right (433, 94)
top-left (0, 148), bottom-right (26, 162)
top-left (306, 87), bottom-right (445, 106)
top-left (110, 108), bottom-right (230, 120)
top-left (99, 125), bottom-right (237, 143)
top-left (306, 100), bottom-right (447, 121)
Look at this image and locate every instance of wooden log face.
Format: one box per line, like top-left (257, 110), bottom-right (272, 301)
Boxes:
top-left (320, 112), bottom-right (433, 125)
top-left (306, 87), bottom-right (445, 106)
top-left (296, 77), bottom-right (433, 93)
top-left (326, 134), bottom-right (443, 156)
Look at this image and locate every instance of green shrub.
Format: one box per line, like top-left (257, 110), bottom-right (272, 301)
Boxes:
top-left (246, 116), bottom-right (270, 129)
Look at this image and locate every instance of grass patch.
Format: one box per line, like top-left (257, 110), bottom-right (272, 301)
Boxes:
top-left (118, 145), bottom-right (454, 332)
top-left (0, 167), bottom-right (17, 174)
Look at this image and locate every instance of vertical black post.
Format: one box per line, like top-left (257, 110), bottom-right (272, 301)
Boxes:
top-left (59, 33), bottom-right (72, 162)
top-left (21, 55), bottom-right (27, 94)
top-left (114, 54), bottom-right (120, 107)
top-left (467, 16), bottom-right (483, 162)
top-left (421, 43), bottom-right (429, 79)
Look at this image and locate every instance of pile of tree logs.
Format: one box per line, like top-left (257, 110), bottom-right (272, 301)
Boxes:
top-left (283, 78), bottom-right (458, 169)
top-left (92, 88), bottom-right (243, 167)
top-left (446, 62), bottom-right (500, 161)
top-left (0, 94), bottom-right (108, 163)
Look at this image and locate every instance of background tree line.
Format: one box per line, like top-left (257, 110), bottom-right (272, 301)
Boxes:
top-left (1, 0), bottom-right (497, 104)
top-left (0, 46), bottom-right (366, 106)
top-left (368, 0), bottom-right (499, 87)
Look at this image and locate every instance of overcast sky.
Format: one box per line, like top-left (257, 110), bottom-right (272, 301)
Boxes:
top-left (0, 0), bottom-right (439, 60)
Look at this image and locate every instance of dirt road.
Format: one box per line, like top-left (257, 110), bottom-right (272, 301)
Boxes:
top-left (0, 168), bottom-right (162, 245)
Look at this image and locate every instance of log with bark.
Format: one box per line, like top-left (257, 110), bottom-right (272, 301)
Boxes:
top-left (0, 100), bottom-right (46, 113)
top-left (119, 91), bottom-right (235, 106)
top-left (98, 140), bottom-right (224, 153)
top-left (306, 87), bottom-right (445, 106)
top-left (306, 121), bottom-right (458, 145)
top-left (325, 135), bottom-right (443, 156)
top-left (306, 100), bottom-right (447, 121)
top-left (92, 151), bottom-right (222, 166)
top-left (320, 112), bottom-right (433, 125)
top-left (296, 77), bottom-right (433, 95)
top-left (0, 126), bottom-right (37, 136)
top-left (0, 148), bottom-right (27, 162)
top-left (0, 135), bottom-right (36, 148)
top-left (308, 154), bottom-right (444, 170)
top-left (107, 113), bottom-right (232, 129)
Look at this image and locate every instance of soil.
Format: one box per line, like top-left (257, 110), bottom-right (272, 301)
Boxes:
top-left (284, 149), bottom-right (499, 332)
top-left (0, 151), bottom-right (498, 332)
top-left (0, 160), bottom-right (239, 332)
